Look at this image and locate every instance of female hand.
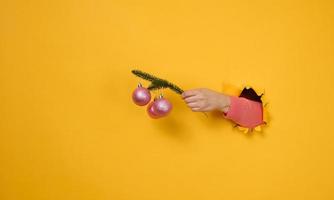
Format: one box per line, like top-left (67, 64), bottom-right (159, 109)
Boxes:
top-left (182, 88), bottom-right (230, 113)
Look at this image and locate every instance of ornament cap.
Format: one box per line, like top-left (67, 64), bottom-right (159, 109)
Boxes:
top-left (154, 93), bottom-right (164, 101)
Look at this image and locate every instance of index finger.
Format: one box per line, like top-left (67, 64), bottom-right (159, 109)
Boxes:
top-left (182, 90), bottom-right (198, 99)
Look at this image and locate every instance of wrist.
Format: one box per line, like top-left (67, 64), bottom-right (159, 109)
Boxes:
top-left (216, 94), bottom-right (231, 113)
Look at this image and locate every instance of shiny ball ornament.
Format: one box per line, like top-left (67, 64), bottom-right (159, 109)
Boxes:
top-left (152, 94), bottom-right (173, 117)
top-left (147, 101), bottom-right (161, 119)
top-left (132, 83), bottom-right (151, 106)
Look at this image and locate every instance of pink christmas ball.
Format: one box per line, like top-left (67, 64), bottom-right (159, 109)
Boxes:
top-left (132, 84), bottom-right (151, 106)
top-left (147, 101), bottom-right (161, 119)
top-left (153, 96), bottom-right (173, 117)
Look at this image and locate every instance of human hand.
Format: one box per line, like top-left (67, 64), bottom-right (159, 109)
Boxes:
top-left (182, 88), bottom-right (231, 113)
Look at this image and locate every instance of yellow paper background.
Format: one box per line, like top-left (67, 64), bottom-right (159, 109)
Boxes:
top-left (1, 0), bottom-right (334, 199)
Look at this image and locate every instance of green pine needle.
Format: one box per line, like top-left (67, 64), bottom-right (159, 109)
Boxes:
top-left (131, 69), bottom-right (184, 94)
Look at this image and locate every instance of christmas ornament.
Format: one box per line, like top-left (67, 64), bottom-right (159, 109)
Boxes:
top-left (146, 101), bottom-right (161, 119)
top-left (132, 83), bottom-right (151, 106)
top-left (152, 94), bottom-right (172, 117)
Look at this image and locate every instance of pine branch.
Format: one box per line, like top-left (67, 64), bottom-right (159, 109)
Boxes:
top-left (131, 69), bottom-right (184, 94)
top-left (147, 83), bottom-right (164, 91)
